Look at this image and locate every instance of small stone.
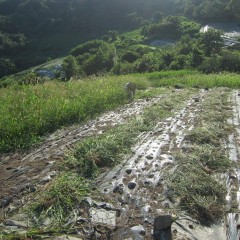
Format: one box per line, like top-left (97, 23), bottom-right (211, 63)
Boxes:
top-left (144, 181), bottom-right (151, 185)
top-left (126, 169), bottom-right (132, 174)
top-left (131, 225), bottom-right (145, 236)
top-left (146, 154), bottom-right (154, 160)
top-left (43, 217), bottom-right (52, 226)
top-left (1, 196), bottom-right (12, 207)
top-left (113, 185), bottom-right (124, 194)
top-left (128, 182), bottom-right (136, 190)
top-left (189, 224), bottom-right (194, 229)
top-left (94, 201), bottom-right (113, 210)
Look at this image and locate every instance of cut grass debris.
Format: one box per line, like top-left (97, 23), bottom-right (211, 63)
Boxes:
top-left (167, 88), bottom-right (233, 224)
top-left (168, 156), bottom-right (226, 225)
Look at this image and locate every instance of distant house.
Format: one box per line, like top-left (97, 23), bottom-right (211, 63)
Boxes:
top-left (200, 25), bottom-right (213, 33)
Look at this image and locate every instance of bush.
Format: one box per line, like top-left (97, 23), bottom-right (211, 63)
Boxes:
top-left (198, 56), bottom-right (222, 73)
top-left (70, 40), bottom-right (104, 56)
top-left (82, 42), bottom-right (116, 75)
top-left (221, 50), bottom-right (240, 72)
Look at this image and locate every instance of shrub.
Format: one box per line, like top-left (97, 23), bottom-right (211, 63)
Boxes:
top-left (70, 40), bottom-right (104, 56)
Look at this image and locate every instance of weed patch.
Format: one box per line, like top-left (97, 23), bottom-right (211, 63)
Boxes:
top-left (29, 173), bottom-right (89, 225)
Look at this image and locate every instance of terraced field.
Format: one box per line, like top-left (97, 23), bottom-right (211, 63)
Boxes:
top-left (0, 87), bottom-right (239, 240)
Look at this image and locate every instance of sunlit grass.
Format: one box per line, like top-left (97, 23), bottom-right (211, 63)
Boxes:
top-left (148, 72), bottom-right (240, 88)
top-left (0, 76), bottom-right (145, 153)
top-left (1, 71), bottom-right (240, 153)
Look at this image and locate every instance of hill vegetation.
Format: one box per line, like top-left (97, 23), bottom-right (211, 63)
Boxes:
top-left (0, 0), bottom-right (240, 78)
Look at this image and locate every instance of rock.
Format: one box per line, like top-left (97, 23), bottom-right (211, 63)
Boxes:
top-left (126, 169), bottom-right (132, 174)
top-left (90, 208), bottom-right (116, 227)
top-left (43, 217), bottom-right (52, 226)
top-left (128, 182), bottom-right (136, 190)
top-left (93, 201), bottom-right (114, 210)
top-left (1, 196), bottom-right (12, 208)
top-left (131, 225), bottom-right (145, 236)
top-left (146, 154), bottom-right (154, 160)
top-left (113, 185), bottom-right (124, 194)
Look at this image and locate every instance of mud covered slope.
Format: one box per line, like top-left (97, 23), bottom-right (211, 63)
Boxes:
top-left (0, 88), bottom-right (240, 240)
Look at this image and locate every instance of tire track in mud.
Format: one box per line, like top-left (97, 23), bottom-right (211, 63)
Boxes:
top-left (0, 95), bottom-right (168, 219)
top-left (93, 89), bottom-right (208, 239)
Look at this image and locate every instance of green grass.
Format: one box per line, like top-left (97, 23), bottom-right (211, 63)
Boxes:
top-left (0, 76), bottom-right (150, 153)
top-left (147, 71), bottom-right (240, 88)
top-left (29, 173), bottom-right (89, 225)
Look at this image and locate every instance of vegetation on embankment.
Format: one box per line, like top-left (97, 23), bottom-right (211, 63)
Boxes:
top-left (1, 71), bottom-right (240, 154)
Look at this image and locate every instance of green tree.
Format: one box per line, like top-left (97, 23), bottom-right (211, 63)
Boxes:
top-left (62, 56), bottom-right (80, 80)
top-left (200, 29), bottom-right (224, 56)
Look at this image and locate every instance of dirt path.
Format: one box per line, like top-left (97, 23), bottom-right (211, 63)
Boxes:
top-left (0, 95), bottom-right (167, 220)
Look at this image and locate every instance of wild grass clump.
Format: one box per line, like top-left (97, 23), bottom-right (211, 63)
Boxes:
top-left (65, 121), bottom-right (143, 178)
top-left (185, 144), bottom-right (231, 172)
top-left (30, 173), bottom-right (89, 224)
top-left (0, 76), bottom-right (149, 153)
top-left (185, 126), bottom-right (224, 146)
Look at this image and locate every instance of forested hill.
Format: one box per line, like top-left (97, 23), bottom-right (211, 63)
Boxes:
top-left (0, 0), bottom-right (239, 78)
